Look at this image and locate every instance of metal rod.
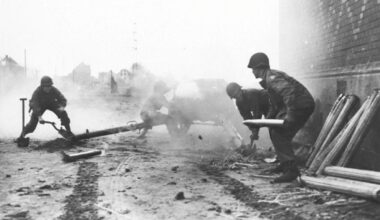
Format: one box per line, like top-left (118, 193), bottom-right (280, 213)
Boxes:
top-left (24, 49), bottom-right (27, 76)
top-left (20, 98), bottom-right (27, 132)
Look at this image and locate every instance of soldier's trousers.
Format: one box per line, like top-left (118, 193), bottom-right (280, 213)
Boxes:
top-left (269, 107), bottom-right (314, 163)
top-left (24, 105), bottom-right (71, 135)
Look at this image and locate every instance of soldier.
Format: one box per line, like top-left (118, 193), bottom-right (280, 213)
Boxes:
top-left (226, 82), bottom-right (269, 141)
top-left (138, 81), bottom-right (176, 138)
top-left (17, 76), bottom-right (73, 141)
top-left (247, 52), bottom-right (315, 183)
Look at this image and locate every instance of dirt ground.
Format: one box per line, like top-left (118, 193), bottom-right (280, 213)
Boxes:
top-left (1, 95), bottom-right (380, 220)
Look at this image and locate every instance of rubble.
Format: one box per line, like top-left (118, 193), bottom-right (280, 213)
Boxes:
top-left (174, 192), bottom-right (185, 200)
top-left (171, 166), bottom-right (179, 172)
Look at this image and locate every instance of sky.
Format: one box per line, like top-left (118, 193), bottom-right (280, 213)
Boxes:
top-left (0, 0), bottom-right (279, 86)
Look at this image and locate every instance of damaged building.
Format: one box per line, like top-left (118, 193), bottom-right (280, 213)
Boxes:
top-left (0, 55), bottom-right (26, 93)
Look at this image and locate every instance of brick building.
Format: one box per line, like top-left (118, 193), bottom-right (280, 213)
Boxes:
top-left (279, 0), bottom-right (380, 170)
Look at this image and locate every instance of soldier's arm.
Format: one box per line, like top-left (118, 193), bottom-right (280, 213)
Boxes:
top-left (160, 96), bottom-right (170, 108)
top-left (29, 88), bottom-right (42, 115)
top-left (248, 90), bottom-right (263, 120)
top-left (54, 88), bottom-right (67, 107)
top-left (268, 76), bottom-right (297, 123)
top-left (237, 102), bottom-right (252, 120)
top-left (236, 101), bottom-right (259, 139)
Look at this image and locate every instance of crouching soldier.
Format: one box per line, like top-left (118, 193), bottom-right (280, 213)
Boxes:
top-left (247, 52), bottom-right (315, 183)
top-left (17, 76), bottom-right (73, 142)
top-left (138, 81), bottom-right (176, 138)
top-left (226, 82), bottom-right (269, 144)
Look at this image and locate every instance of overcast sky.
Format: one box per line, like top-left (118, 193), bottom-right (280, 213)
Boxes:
top-left (0, 0), bottom-right (279, 85)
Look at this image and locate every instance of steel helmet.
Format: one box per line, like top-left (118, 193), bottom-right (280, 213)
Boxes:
top-left (40, 76), bottom-right (53, 86)
top-left (247, 52), bottom-right (270, 69)
top-left (226, 82), bottom-right (242, 98)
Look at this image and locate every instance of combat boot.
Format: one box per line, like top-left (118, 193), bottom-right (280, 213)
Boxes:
top-left (63, 125), bottom-right (75, 138)
top-left (260, 162), bottom-right (284, 175)
top-left (272, 161), bottom-right (300, 183)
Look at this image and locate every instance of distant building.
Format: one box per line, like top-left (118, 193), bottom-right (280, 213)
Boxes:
top-left (0, 55), bottom-right (25, 77)
top-left (0, 55), bottom-right (26, 93)
top-left (70, 62), bottom-right (94, 85)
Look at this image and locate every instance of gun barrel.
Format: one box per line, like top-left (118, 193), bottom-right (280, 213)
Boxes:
top-left (73, 122), bottom-right (146, 141)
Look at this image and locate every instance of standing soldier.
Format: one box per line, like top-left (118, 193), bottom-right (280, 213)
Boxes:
top-left (226, 82), bottom-right (269, 142)
top-left (17, 76), bottom-right (73, 142)
top-left (247, 52), bottom-right (315, 183)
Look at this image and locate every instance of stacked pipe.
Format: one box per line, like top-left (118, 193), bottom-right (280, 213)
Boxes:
top-left (324, 166), bottom-right (380, 184)
top-left (299, 176), bottom-right (380, 201)
top-left (338, 90), bottom-right (380, 167)
top-left (315, 90), bottom-right (380, 175)
top-left (306, 94), bottom-right (358, 172)
top-left (305, 94), bottom-right (345, 167)
top-left (301, 90), bottom-right (380, 201)
top-left (309, 96), bottom-right (369, 175)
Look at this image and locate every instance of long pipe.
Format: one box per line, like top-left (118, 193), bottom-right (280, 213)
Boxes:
top-left (338, 91), bottom-right (380, 166)
top-left (299, 175), bottom-right (380, 201)
top-left (306, 94), bottom-right (346, 167)
top-left (73, 122), bottom-right (146, 141)
top-left (324, 166), bottom-right (380, 185)
top-left (308, 96), bottom-right (369, 174)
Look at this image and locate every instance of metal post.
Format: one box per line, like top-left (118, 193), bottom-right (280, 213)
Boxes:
top-left (24, 49), bottom-right (27, 76)
top-left (20, 98), bottom-right (27, 131)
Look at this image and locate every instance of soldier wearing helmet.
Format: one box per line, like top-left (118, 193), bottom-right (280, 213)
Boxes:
top-left (226, 82), bottom-right (269, 140)
top-left (17, 76), bottom-right (73, 141)
top-left (247, 52), bottom-right (315, 183)
top-left (138, 81), bottom-right (176, 138)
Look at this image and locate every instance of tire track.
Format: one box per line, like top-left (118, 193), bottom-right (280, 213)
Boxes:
top-left (59, 162), bottom-right (100, 220)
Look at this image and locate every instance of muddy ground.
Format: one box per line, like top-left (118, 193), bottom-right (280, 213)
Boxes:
top-left (1, 95), bottom-right (380, 220)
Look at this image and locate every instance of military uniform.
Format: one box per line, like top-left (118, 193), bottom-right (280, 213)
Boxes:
top-left (140, 93), bottom-right (171, 128)
top-left (23, 86), bottom-right (71, 135)
top-left (259, 69), bottom-right (315, 163)
top-left (235, 89), bottom-right (269, 137)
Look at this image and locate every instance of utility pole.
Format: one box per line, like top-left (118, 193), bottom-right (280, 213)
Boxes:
top-left (24, 49), bottom-right (27, 77)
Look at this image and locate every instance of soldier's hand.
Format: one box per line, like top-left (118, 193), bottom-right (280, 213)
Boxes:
top-left (57, 106), bottom-right (65, 112)
top-left (250, 131), bottom-right (259, 141)
top-left (38, 116), bottom-right (45, 124)
top-left (283, 118), bottom-right (295, 128)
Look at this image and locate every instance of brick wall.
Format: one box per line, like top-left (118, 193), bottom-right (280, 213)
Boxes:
top-left (280, 0), bottom-right (380, 74)
top-left (279, 0), bottom-right (380, 170)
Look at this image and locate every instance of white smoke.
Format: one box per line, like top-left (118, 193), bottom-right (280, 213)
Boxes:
top-left (174, 82), bottom-right (203, 100)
